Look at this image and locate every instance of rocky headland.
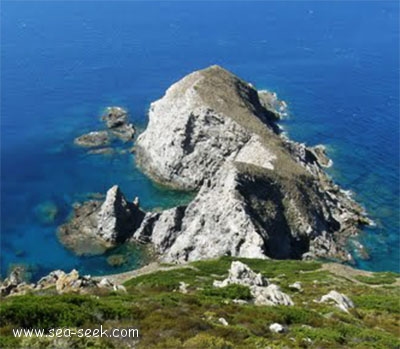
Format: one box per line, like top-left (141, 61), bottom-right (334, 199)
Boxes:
top-left (60, 65), bottom-right (369, 264)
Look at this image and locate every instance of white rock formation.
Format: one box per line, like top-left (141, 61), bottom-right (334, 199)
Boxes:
top-left (214, 262), bottom-right (293, 307)
top-left (213, 261), bottom-right (268, 288)
top-left (319, 290), bottom-right (354, 312)
top-left (252, 284), bottom-right (294, 306)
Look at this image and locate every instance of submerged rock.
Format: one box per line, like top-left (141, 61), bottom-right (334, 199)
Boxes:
top-left (34, 200), bottom-right (59, 225)
top-left (133, 65), bottom-right (368, 263)
top-left (58, 185), bottom-right (145, 255)
top-left (106, 254), bottom-right (129, 267)
top-left (74, 131), bottom-right (110, 148)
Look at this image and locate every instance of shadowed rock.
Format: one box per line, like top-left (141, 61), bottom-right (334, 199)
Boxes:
top-left (58, 185), bottom-right (145, 255)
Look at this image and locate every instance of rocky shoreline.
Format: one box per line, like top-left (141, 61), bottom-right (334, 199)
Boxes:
top-left (58, 65), bottom-right (369, 266)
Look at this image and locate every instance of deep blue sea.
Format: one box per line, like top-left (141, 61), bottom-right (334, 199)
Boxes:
top-left (1, 1), bottom-right (399, 279)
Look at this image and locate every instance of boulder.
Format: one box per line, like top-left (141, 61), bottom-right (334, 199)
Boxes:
top-left (179, 281), bottom-right (189, 294)
top-left (252, 284), bottom-right (294, 306)
top-left (213, 261), bottom-right (268, 288)
top-left (319, 290), bottom-right (354, 312)
top-left (289, 281), bottom-right (302, 291)
top-left (218, 318), bottom-right (229, 326)
top-left (269, 323), bottom-right (286, 333)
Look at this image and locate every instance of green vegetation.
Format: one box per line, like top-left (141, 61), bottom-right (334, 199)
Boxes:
top-left (354, 272), bottom-right (398, 285)
top-left (1, 257), bottom-right (399, 348)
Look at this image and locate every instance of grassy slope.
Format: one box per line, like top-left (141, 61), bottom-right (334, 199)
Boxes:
top-left (0, 257), bottom-right (399, 348)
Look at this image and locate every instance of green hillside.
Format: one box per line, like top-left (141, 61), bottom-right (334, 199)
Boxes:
top-left (1, 257), bottom-right (399, 348)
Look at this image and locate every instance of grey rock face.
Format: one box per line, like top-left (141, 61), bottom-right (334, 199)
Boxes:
top-left (97, 185), bottom-right (143, 243)
top-left (58, 185), bottom-right (145, 255)
top-left (132, 65), bottom-right (368, 263)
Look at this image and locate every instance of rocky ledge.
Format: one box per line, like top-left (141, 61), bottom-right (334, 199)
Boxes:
top-left (60, 65), bottom-right (369, 263)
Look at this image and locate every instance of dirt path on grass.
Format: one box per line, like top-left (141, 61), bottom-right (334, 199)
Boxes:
top-left (93, 262), bottom-right (197, 285)
top-left (321, 263), bottom-right (400, 287)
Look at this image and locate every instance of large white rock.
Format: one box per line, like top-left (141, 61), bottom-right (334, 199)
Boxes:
top-left (213, 262), bottom-right (293, 307)
top-left (213, 261), bottom-right (268, 288)
top-left (252, 284), bottom-right (294, 306)
top-left (319, 290), bottom-right (354, 312)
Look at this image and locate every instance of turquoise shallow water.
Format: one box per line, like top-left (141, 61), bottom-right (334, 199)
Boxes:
top-left (1, 1), bottom-right (399, 278)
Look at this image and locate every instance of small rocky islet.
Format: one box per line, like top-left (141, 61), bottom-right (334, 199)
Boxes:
top-left (60, 65), bottom-right (368, 264)
top-left (1, 65), bottom-right (398, 349)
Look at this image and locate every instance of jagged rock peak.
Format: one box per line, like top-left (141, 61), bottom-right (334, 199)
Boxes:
top-left (58, 185), bottom-right (145, 255)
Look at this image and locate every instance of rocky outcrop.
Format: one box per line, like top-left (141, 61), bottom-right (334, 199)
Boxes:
top-left (58, 185), bottom-right (145, 255)
top-left (132, 65), bottom-right (368, 263)
top-left (252, 284), bottom-right (294, 306)
top-left (258, 90), bottom-right (288, 119)
top-left (74, 106), bottom-right (135, 152)
top-left (319, 290), bottom-right (354, 313)
top-left (213, 261), bottom-right (293, 306)
top-left (213, 261), bottom-right (268, 288)
top-left (0, 267), bottom-right (26, 297)
top-left (0, 268), bottom-right (125, 297)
